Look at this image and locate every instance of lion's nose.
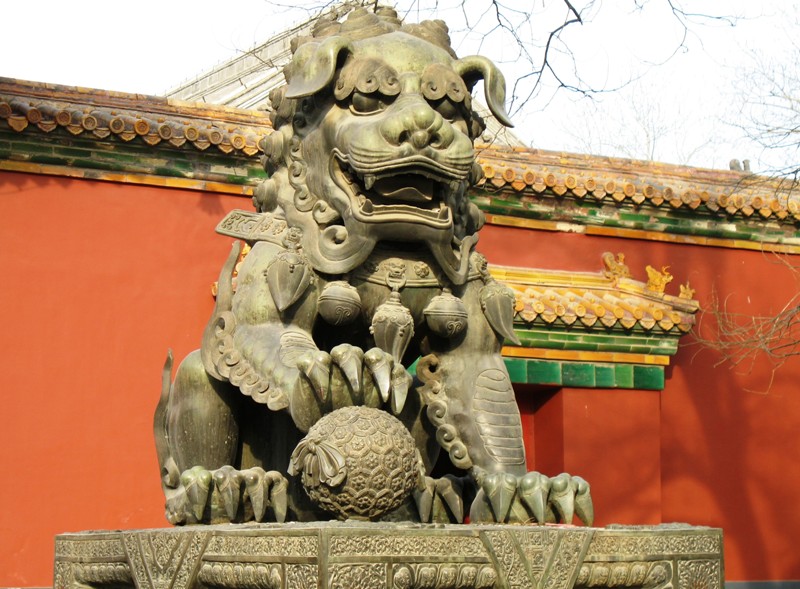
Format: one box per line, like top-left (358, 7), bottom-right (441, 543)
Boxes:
top-left (410, 130), bottom-right (431, 150)
top-left (410, 103), bottom-right (436, 130)
top-left (380, 101), bottom-right (453, 150)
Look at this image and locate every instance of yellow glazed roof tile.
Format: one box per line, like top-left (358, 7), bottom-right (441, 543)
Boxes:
top-left (490, 252), bottom-right (699, 334)
top-left (2, 77), bottom-right (796, 228)
top-left (0, 78), bottom-right (271, 157)
top-left (475, 144), bottom-right (799, 223)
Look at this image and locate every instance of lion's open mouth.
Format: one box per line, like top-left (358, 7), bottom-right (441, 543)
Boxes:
top-left (368, 174), bottom-right (435, 205)
top-left (331, 150), bottom-right (468, 226)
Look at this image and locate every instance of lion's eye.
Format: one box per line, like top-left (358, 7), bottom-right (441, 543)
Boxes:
top-left (432, 98), bottom-right (461, 122)
top-left (432, 97), bottom-right (470, 136)
top-left (350, 91), bottom-right (387, 115)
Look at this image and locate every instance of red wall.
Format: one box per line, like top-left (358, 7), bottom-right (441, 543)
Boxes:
top-left (482, 225), bottom-right (800, 582)
top-left (2, 170), bottom-right (799, 584)
top-left (0, 171), bottom-right (243, 585)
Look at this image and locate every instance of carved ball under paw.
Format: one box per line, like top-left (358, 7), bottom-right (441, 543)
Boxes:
top-left (288, 406), bottom-right (421, 521)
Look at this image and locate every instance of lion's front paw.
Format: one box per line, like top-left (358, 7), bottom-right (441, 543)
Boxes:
top-left (295, 344), bottom-right (412, 415)
top-left (165, 466), bottom-right (287, 525)
top-left (413, 475), bottom-right (468, 523)
top-left (470, 470), bottom-right (593, 526)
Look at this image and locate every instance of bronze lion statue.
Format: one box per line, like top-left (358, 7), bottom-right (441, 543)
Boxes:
top-left (154, 7), bottom-right (592, 526)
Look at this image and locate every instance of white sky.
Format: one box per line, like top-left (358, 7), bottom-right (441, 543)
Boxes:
top-left (1, 0), bottom-right (794, 172)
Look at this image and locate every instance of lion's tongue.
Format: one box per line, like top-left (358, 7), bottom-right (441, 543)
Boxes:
top-left (372, 177), bottom-right (433, 203)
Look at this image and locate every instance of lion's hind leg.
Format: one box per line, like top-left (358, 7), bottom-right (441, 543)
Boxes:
top-left (155, 350), bottom-right (287, 524)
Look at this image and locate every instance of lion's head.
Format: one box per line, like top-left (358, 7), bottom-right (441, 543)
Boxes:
top-left (255, 7), bottom-right (512, 285)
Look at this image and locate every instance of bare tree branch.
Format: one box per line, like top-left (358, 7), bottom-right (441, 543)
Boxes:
top-left (692, 252), bottom-right (800, 390)
top-left (255, 0), bottom-right (736, 136)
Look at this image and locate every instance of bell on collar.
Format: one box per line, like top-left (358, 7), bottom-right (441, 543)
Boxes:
top-left (318, 280), bottom-right (362, 326)
top-left (424, 288), bottom-right (468, 338)
top-left (480, 281), bottom-right (521, 345)
top-left (266, 250), bottom-right (313, 312)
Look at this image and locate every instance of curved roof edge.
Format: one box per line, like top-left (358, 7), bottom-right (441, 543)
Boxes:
top-left (2, 79), bottom-right (798, 252)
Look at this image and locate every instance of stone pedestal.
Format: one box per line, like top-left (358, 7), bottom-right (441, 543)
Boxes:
top-left (54, 522), bottom-right (722, 589)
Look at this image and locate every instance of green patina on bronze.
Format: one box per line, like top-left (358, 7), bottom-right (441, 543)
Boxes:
top-left (153, 7), bottom-right (594, 528)
top-left (35, 10), bottom-right (725, 589)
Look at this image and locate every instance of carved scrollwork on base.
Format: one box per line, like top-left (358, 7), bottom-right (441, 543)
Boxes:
top-left (197, 562), bottom-right (282, 589)
top-left (329, 563), bottom-right (385, 589)
top-left (72, 563), bottom-right (133, 585)
top-left (391, 563), bottom-right (497, 589)
top-left (54, 523), bottom-right (723, 589)
top-left (576, 561), bottom-right (673, 589)
top-left (678, 559), bottom-right (722, 589)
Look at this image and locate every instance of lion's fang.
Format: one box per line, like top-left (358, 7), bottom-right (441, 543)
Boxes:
top-left (364, 174), bottom-right (377, 190)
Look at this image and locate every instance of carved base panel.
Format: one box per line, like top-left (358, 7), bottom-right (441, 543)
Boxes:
top-left (54, 522), bottom-right (722, 589)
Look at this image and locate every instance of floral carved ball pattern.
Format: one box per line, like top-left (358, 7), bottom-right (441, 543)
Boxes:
top-left (288, 406), bottom-right (421, 520)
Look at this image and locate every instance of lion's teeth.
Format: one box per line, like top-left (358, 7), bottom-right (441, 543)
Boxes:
top-left (362, 199), bottom-right (374, 213)
top-left (364, 174), bottom-right (376, 190)
top-left (438, 205), bottom-right (449, 219)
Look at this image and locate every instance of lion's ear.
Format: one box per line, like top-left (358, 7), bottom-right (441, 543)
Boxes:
top-left (453, 56), bottom-right (513, 128)
top-left (285, 36), bottom-right (354, 99)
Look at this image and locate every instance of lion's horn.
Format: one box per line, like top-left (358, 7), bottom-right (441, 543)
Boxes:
top-left (285, 36), bottom-right (353, 99)
top-left (453, 56), bottom-right (514, 128)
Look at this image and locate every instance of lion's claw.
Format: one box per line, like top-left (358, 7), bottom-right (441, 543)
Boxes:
top-left (167, 466), bottom-right (288, 524)
top-left (213, 465), bottom-right (244, 520)
top-left (297, 350), bottom-right (332, 402)
top-left (435, 476), bottom-right (465, 523)
top-left (483, 472), bottom-right (517, 523)
top-left (545, 473), bottom-right (593, 525)
top-left (364, 347), bottom-right (393, 404)
top-left (573, 476), bottom-right (594, 526)
top-left (294, 345), bottom-right (411, 416)
top-left (364, 347), bottom-right (410, 414)
top-left (242, 467), bottom-right (288, 523)
top-left (390, 364), bottom-right (412, 414)
top-left (165, 487), bottom-right (189, 525)
top-left (550, 472), bottom-right (575, 523)
top-left (471, 470), bottom-right (593, 525)
top-left (413, 475), bottom-right (466, 523)
top-left (181, 466), bottom-right (212, 521)
top-left (413, 477), bottom-right (435, 522)
top-left (518, 471), bottom-right (551, 523)
top-left (330, 343), bottom-right (363, 395)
